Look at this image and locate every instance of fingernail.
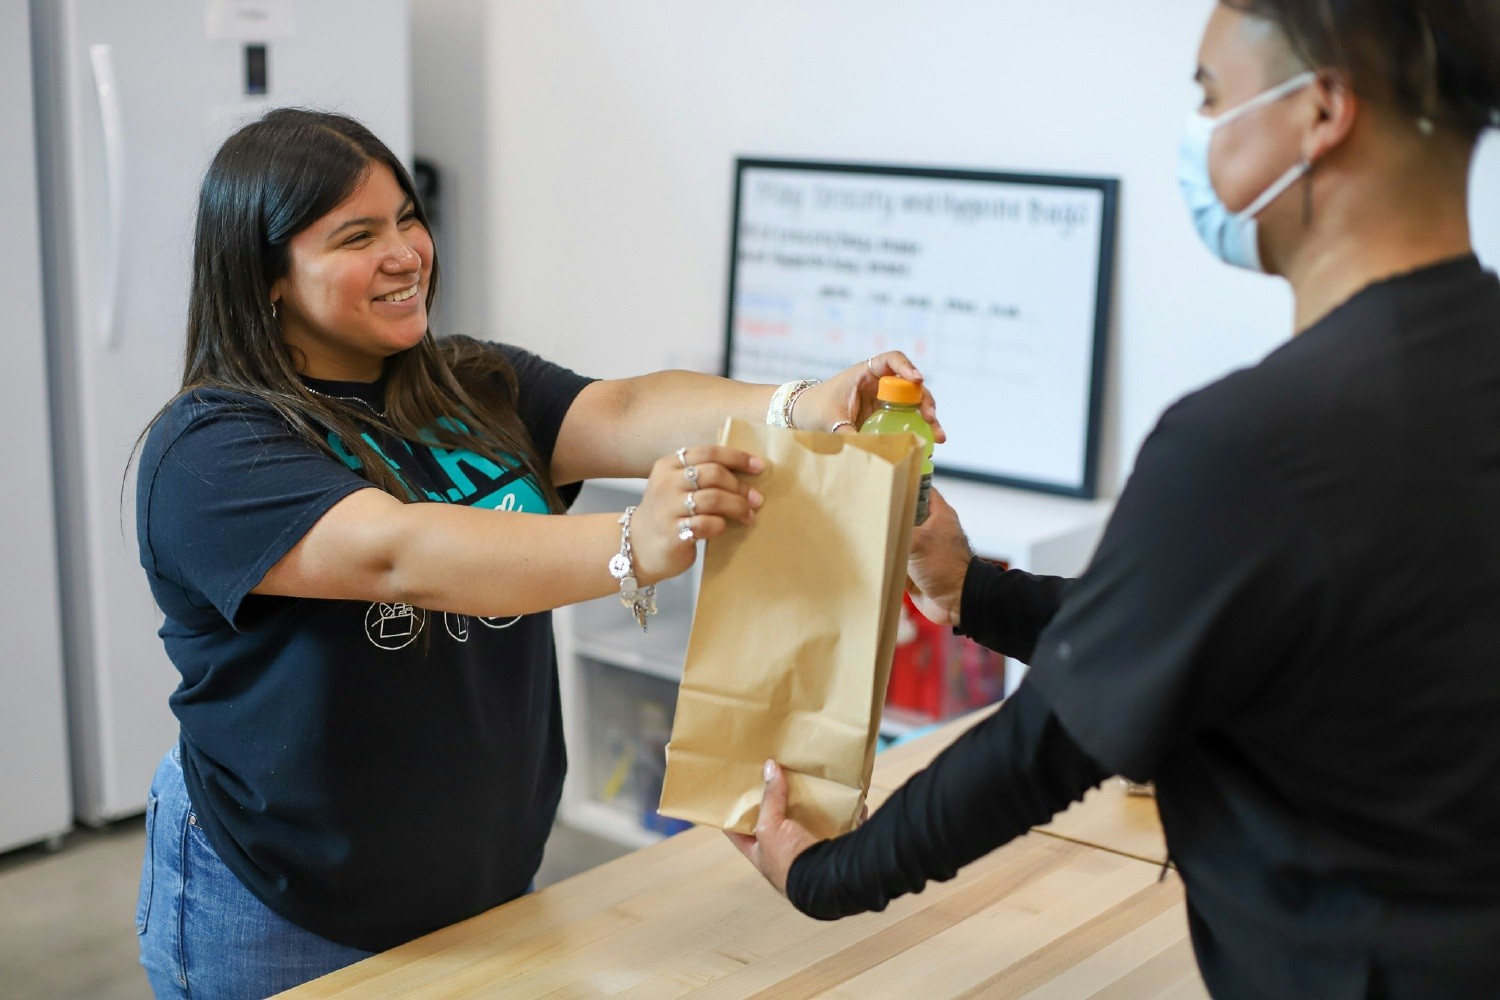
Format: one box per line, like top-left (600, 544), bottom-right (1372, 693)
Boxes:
top-left (763, 760), bottom-right (776, 782)
top-left (749, 489), bottom-right (763, 508)
top-left (748, 457), bottom-right (765, 472)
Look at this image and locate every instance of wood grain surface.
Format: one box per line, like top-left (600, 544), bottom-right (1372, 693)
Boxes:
top-left (278, 709), bottom-right (1204, 999)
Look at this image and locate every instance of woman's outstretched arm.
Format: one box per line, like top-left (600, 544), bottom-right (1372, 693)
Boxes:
top-left (549, 351), bottom-right (943, 483)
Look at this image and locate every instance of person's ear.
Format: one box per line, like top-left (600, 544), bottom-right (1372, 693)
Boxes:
top-left (1305, 68), bottom-right (1358, 163)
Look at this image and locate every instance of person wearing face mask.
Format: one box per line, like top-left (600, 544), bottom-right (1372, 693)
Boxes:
top-left (729, 2), bottom-right (1500, 996)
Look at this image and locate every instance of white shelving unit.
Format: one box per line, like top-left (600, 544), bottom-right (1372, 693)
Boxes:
top-left (555, 476), bottom-right (1113, 849)
top-left (555, 480), bottom-right (699, 850)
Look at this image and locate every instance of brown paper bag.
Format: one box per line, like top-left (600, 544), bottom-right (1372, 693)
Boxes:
top-left (658, 418), bottom-right (923, 839)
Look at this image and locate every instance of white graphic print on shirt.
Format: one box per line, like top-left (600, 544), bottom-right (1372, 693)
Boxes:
top-left (328, 419), bottom-right (550, 651)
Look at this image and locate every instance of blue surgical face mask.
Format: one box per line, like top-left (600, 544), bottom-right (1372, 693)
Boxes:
top-left (1178, 70), bottom-right (1317, 271)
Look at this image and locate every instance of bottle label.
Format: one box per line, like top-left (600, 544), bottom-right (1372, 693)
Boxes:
top-left (915, 472), bottom-right (932, 526)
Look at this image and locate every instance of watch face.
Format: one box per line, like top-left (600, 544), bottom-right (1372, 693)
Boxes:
top-left (608, 553), bottom-right (632, 579)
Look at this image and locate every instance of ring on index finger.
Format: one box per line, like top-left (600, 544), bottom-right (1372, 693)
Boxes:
top-left (684, 465), bottom-right (700, 489)
top-left (675, 446), bottom-right (689, 468)
top-left (677, 518), bottom-right (696, 542)
top-left (865, 356), bottom-right (876, 375)
top-left (684, 491), bottom-right (697, 515)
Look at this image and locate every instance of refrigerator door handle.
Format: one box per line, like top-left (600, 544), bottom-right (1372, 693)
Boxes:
top-left (88, 43), bottom-right (125, 352)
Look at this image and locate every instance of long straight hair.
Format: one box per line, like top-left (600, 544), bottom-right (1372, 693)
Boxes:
top-left (150, 107), bottom-right (564, 511)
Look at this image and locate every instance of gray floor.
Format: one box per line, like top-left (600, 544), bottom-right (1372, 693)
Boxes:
top-left (0, 818), bottom-right (632, 1000)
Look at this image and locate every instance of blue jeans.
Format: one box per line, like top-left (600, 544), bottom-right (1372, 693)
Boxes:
top-left (136, 747), bottom-right (375, 999)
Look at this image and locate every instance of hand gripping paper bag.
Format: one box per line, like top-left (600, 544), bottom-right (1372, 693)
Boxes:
top-left (658, 418), bottom-right (922, 839)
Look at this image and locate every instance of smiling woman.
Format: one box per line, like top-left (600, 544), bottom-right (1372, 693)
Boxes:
top-left (167, 109), bottom-right (565, 512)
top-left (127, 107), bottom-right (943, 999)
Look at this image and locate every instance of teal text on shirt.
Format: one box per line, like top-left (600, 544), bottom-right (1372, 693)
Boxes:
top-left (327, 415), bottom-right (547, 513)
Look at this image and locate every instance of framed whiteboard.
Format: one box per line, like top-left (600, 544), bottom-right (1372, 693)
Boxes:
top-left (724, 159), bottom-right (1118, 498)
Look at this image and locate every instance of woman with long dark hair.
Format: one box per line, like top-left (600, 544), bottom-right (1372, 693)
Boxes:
top-left (133, 107), bottom-right (939, 998)
top-left (733, 2), bottom-right (1500, 996)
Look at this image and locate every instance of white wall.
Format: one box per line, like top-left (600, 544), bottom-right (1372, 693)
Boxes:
top-left (411, 0), bottom-right (494, 339)
top-left (414, 0), bottom-right (1500, 493)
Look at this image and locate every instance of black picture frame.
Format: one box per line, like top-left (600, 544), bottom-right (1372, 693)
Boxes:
top-left (723, 157), bottom-right (1118, 499)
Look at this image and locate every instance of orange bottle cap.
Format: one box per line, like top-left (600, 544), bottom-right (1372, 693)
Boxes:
top-left (876, 376), bottom-right (922, 405)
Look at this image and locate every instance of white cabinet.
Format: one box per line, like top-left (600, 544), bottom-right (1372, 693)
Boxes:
top-left (556, 477), bottom-right (1111, 848)
top-left (556, 480), bottom-right (699, 849)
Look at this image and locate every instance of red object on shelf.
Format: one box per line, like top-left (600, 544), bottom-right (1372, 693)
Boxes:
top-left (887, 593), bottom-right (950, 720)
top-left (887, 582), bottom-right (1010, 724)
top-left (948, 631), bottom-right (1006, 712)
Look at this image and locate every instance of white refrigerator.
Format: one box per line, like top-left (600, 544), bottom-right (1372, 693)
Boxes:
top-left (31, 0), bottom-right (413, 823)
top-left (1, 0), bottom-right (72, 855)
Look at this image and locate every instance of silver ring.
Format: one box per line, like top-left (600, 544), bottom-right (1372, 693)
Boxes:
top-left (677, 518), bottom-right (695, 542)
top-left (684, 465), bottom-right (700, 489)
top-left (684, 491), bottom-right (697, 514)
top-left (866, 356), bottom-right (876, 375)
top-left (830, 419), bottom-right (853, 433)
top-left (675, 446), bottom-right (689, 468)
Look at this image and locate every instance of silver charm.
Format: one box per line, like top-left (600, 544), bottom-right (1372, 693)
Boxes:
top-left (612, 505), bottom-right (657, 631)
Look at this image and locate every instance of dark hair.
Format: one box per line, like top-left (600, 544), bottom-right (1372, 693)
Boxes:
top-left (153, 107), bottom-right (563, 511)
top-left (1226, 0), bottom-right (1500, 140)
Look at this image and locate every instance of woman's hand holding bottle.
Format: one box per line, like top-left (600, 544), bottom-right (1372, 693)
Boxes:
top-left (794, 350), bottom-right (946, 441)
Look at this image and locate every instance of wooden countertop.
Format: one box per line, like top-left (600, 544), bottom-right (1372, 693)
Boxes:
top-left (279, 709), bottom-right (1206, 999)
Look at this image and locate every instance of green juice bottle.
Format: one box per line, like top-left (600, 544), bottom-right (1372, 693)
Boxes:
top-left (860, 376), bottom-right (934, 525)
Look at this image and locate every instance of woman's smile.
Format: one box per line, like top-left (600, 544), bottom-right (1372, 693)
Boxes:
top-left (375, 283), bottom-right (421, 304)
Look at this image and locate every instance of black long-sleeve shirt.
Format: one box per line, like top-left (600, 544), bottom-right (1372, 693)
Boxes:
top-left (787, 564), bottom-right (1097, 920)
top-left (788, 256), bottom-right (1500, 999)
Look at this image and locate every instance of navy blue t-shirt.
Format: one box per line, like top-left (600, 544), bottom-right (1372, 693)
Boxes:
top-left (136, 341), bottom-right (594, 950)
